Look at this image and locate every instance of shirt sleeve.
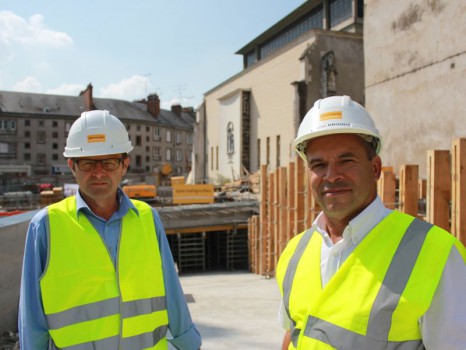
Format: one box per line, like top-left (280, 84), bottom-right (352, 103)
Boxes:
top-left (18, 209), bottom-right (51, 350)
top-left (278, 298), bottom-right (291, 330)
top-left (420, 245), bottom-right (466, 349)
top-left (152, 208), bottom-right (202, 350)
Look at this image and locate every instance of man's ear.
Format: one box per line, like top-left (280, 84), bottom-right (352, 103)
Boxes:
top-left (67, 159), bottom-right (76, 175)
top-left (372, 155), bottom-right (382, 181)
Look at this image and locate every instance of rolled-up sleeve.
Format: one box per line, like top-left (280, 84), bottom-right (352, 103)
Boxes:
top-left (152, 208), bottom-right (202, 350)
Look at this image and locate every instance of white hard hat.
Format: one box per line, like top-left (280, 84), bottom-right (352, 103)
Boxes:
top-left (294, 95), bottom-right (381, 160)
top-left (63, 110), bottom-right (133, 158)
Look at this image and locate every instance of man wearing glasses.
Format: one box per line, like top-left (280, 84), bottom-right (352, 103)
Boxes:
top-left (19, 110), bottom-right (202, 350)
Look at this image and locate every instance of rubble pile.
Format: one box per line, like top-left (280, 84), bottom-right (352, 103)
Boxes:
top-left (0, 331), bottom-right (19, 350)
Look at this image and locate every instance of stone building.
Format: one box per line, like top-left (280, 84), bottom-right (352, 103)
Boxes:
top-left (0, 85), bottom-right (194, 193)
top-left (364, 0), bottom-right (466, 175)
top-left (193, 0), bottom-right (365, 184)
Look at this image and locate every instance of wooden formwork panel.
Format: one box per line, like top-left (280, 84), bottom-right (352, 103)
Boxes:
top-left (287, 162), bottom-right (296, 244)
top-left (278, 167), bottom-right (288, 258)
top-left (378, 169), bottom-right (396, 209)
top-left (294, 157), bottom-right (306, 235)
top-left (399, 164), bottom-right (419, 216)
top-left (451, 138), bottom-right (466, 245)
top-left (426, 150), bottom-right (451, 231)
top-left (267, 172), bottom-right (275, 276)
top-left (260, 165), bottom-right (268, 276)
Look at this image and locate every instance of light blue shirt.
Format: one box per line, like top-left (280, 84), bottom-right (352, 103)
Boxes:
top-left (18, 189), bottom-right (201, 350)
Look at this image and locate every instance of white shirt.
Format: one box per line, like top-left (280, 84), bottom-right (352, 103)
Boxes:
top-left (278, 196), bottom-right (466, 350)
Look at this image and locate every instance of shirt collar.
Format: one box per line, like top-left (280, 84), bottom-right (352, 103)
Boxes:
top-left (75, 187), bottom-right (139, 219)
top-left (313, 196), bottom-right (392, 245)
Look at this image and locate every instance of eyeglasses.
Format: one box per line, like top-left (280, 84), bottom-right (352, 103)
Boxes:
top-left (74, 158), bottom-right (124, 172)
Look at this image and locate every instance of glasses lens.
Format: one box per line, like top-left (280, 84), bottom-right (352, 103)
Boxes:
top-left (76, 158), bottom-right (122, 172)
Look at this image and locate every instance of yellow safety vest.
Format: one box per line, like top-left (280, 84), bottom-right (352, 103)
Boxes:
top-left (40, 196), bottom-right (169, 349)
top-left (276, 211), bottom-right (464, 350)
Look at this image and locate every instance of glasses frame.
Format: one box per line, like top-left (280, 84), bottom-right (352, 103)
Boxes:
top-left (74, 157), bottom-right (125, 172)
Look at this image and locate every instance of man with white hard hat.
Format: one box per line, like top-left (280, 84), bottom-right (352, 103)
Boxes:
top-left (276, 96), bottom-right (466, 349)
top-left (19, 110), bottom-right (202, 349)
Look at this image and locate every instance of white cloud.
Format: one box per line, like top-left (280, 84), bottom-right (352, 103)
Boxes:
top-left (99, 75), bottom-right (153, 101)
top-left (46, 84), bottom-right (85, 96)
top-left (13, 76), bottom-right (42, 92)
top-left (0, 11), bottom-right (73, 47)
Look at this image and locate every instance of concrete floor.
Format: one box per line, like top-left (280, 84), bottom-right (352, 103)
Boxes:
top-left (175, 272), bottom-right (284, 350)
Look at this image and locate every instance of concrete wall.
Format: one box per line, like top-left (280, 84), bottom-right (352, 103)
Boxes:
top-left (364, 0), bottom-right (466, 175)
top-left (0, 210), bottom-right (38, 331)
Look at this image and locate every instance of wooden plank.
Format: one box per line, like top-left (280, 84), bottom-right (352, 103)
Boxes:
top-left (273, 168), bottom-right (280, 271)
top-left (294, 156), bottom-right (306, 235)
top-left (377, 169), bottom-right (396, 209)
top-left (260, 164), bottom-right (268, 276)
top-left (426, 150), bottom-right (450, 231)
top-left (267, 172), bottom-right (275, 276)
top-left (399, 164), bottom-right (419, 216)
top-left (279, 167), bottom-right (288, 257)
top-left (452, 138), bottom-right (466, 245)
top-left (287, 162), bottom-right (296, 244)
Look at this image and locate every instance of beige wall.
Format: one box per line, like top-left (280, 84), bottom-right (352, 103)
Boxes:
top-left (364, 0), bottom-right (466, 175)
top-left (204, 30), bottom-right (364, 183)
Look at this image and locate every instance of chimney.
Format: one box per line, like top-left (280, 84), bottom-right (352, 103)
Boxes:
top-left (171, 104), bottom-right (182, 117)
top-left (79, 83), bottom-right (96, 111)
top-left (147, 93), bottom-right (160, 117)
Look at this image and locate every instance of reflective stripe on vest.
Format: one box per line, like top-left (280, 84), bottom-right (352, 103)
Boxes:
top-left (41, 197), bottom-right (168, 349)
top-left (277, 211), bottom-right (455, 350)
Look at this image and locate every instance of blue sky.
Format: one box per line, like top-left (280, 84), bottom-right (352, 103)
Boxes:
top-left (0, 0), bottom-right (305, 109)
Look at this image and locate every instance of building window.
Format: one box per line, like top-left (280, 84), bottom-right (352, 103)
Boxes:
top-left (52, 131), bottom-right (58, 138)
top-left (37, 131), bottom-right (46, 144)
top-left (257, 138), bottom-right (261, 167)
top-left (255, 6), bottom-right (323, 64)
top-left (136, 136), bottom-right (142, 146)
top-left (0, 119), bottom-right (16, 131)
top-left (329, 0), bottom-right (352, 27)
top-left (166, 130), bottom-right (172, 143)
top-left (52, 121), bottom-right (58, 127)
top-left (146, 136), bottom-right (150, 142)
top-left (137, 125), bottom-right (141, 131)
top-left (153, 147), bottom-right (161, 160)
top-left (176, 149), bottom-right (182, 162)
top-left (146, 155), bottom-right (150, 162)
top-left (154, 129), bottom-right (161, 141)
top-left (52, 143), bottom-right (58, 150)
top-left (187, 134), bottom-right (193, 145)
top-left (266, 137), bottom-right (270, 165)
top-left (176, 132), bottom-right (182, 144)
top-left (211, 147), bottom-right (214, 170)
top-left (126, 124), bottom-right (131, 131)
top-left (52, 154), bottom-right (58, 161)
top-left (24, 153), bottom-right (31, 161)
top-left (276, 135), bottom-right (281, 167)
top-left (146, 126), bottom-right (150, 132)
top-left (38, 120), bottom-right (44, 127)
top-left (227, 122), bottom-right (234, 154)
top-left (37, 153), bottom-right (46, 166)
top-left (25, 131), bottom-right (30, 137)
top-left (25, 143), bottom-right (30, 149)
top-left (166, 148), bottom-right (172, 161)
top-left (25, 120), bottom-right (30, 126)
top-left (136, 155), bottom-right (142, 167)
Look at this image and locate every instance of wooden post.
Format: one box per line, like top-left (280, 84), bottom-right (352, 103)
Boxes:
top-left (287, 162), bottom-right (296, 244)
top-left (259, 164), bottom-right (268, 276)
top-left (426, 150), bottom-right (450, 231)
top-left (273, 168), bottom-right (280, 271)
top-left (452, 138), bottom-right (466, 245)
top-left (267, 172), bottom-right (275, 276)
top-left (399, 164), bottom-right (419, 216)
top-left (294, 157), bottom-right (306, 235)
top-left (278, 167), bottom-right (288, 258)
top-left (378, 167), bottom-right (396, 209)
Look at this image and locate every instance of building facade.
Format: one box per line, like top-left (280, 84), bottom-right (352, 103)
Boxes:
top-left (0, 85), bottom-right (194, 193)
top-left (193, 0), bottom-right (365, 184)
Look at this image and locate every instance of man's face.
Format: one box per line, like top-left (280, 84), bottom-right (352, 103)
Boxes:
top-left (67, 154), bottom-right (130, 203)
top-left (305, 134), bottom-right (381, 223)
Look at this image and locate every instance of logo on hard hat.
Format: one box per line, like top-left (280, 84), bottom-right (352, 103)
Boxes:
top-left (320, 111), bottom-right (342, 121)
top-left (87, 134), bottom-right (106, 143)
